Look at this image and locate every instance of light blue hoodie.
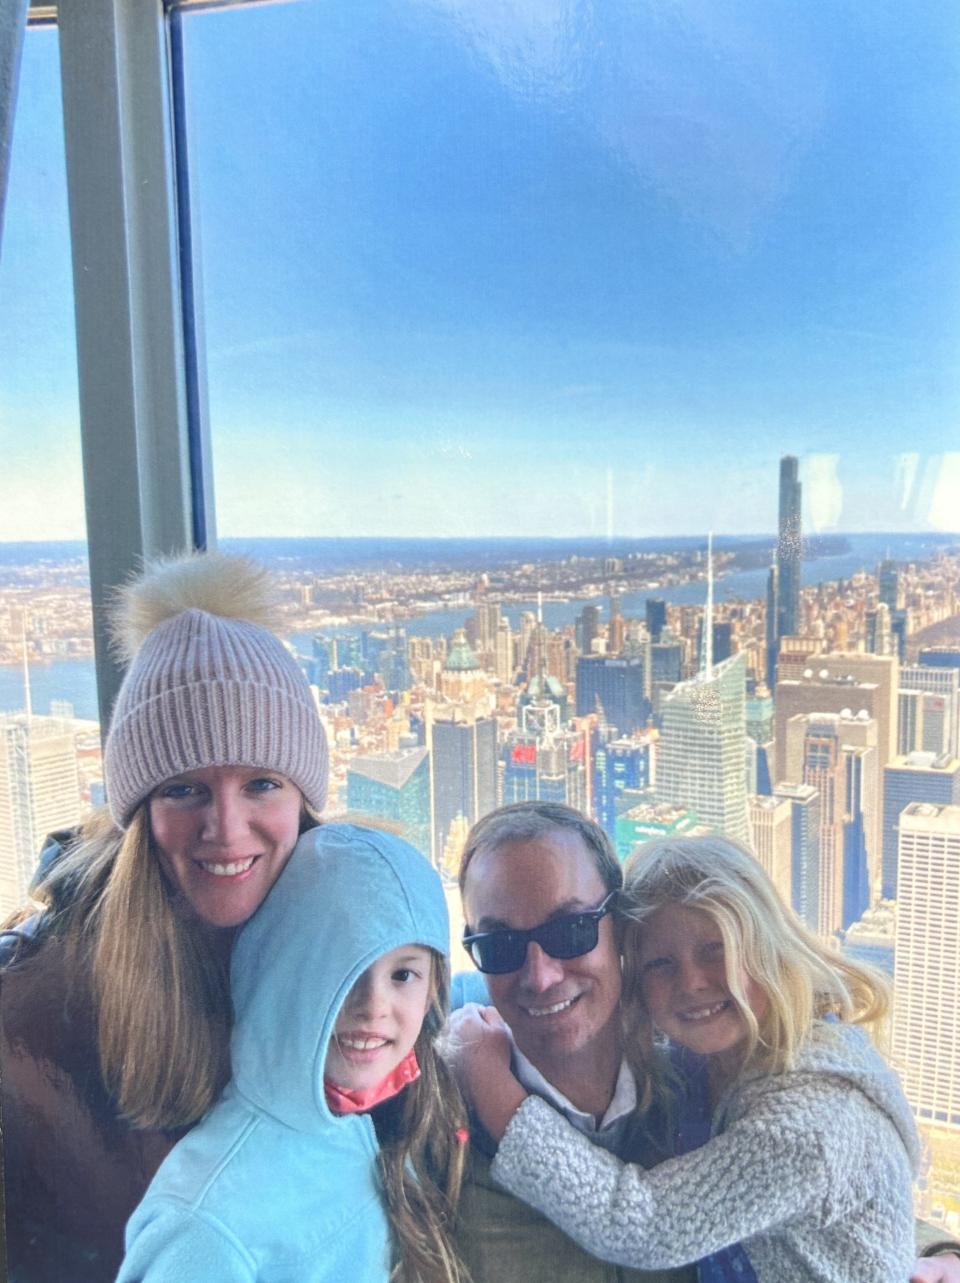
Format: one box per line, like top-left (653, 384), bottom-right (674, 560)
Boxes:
top-left (118, 824), bottom-right (450, 1283)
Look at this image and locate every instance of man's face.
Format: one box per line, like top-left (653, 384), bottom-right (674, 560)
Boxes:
top-left (462, 830), bottom-right (622, 1078)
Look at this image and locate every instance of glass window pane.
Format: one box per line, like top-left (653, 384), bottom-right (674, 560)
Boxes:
top-left (0, 27), bottom-right (97, 917)
top-left (177, 0), bottom-right (960, 1213)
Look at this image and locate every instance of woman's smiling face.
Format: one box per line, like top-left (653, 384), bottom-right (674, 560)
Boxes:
top-left (148, 765), bottom-right (303, 929)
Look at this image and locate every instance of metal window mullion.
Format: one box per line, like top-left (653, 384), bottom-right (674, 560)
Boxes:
top-left (57, 0), bottom-right (198, 730)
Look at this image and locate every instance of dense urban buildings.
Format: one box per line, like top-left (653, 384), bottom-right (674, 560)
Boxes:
top-left (2, 459), bottom-right (960, 1226)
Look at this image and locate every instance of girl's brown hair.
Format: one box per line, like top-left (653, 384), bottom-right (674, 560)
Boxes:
top-left (375, 954), bottom-right (469, 1283)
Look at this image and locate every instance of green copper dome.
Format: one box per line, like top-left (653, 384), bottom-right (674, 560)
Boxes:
top-left (445, 629), bottom-right (481, 671)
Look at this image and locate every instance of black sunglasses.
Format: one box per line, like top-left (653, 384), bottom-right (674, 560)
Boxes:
top-left (462, 892), bottom-right (618, 975)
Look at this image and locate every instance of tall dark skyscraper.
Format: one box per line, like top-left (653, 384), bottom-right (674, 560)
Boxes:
top-left (645, 597), bottom-right (667, 642)
top-left (577, 604), bottom-right (601, 655)
top-left (428, 712), bottom-right (497, 867)
top-left (697, 620), bottom-right (732, 667)
top-left (776, 455), bottom-right (802, 639)
top-left (575, 655), bottom-right (651, 736)
top-left (765, 562), bottom-right (779, 688)
top-left (878, 559), bottom-right (900, 611)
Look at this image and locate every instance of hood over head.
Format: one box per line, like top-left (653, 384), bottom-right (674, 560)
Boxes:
top-left (229, 823), bottom-right (449, 1133)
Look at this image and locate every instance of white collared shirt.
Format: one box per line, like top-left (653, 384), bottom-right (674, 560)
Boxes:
top-left (511, 1045), bottom-right (638, 1155)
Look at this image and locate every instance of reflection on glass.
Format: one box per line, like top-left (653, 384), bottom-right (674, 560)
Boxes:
top-left (0, 28), bottom-right (98, 917)
top-left (173, 1), bottom-right (960, 1224)
top-left (3, 1), bottom-right (958, 1226)
top-left (175, 2), bottom-right (960, 1224)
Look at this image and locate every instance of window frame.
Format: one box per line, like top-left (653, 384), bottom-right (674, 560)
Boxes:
top-left (33, 0), bottom-right (218, 725)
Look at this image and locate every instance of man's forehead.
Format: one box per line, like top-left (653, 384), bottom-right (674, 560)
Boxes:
top-left (462, 829), bottom-right (606, 925)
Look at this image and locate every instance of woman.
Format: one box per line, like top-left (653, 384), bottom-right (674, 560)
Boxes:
top-left (0, 550), bottom-right (328, 1283)
top-left (118, 824), bottom-right (467, 1283)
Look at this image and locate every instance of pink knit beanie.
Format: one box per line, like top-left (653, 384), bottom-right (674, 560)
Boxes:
top-left (104, 552), bottom-right (328, 827)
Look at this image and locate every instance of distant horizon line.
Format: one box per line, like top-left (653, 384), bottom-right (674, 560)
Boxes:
top-left (2, 530), bottom-right (959, 548)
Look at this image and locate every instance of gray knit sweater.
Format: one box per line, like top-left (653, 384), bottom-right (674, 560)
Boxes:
top-left (490, 1023), bottom-right (919, 1283)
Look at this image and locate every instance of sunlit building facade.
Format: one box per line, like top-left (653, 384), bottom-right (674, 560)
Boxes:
top-left (0, 714), bottom-right (83, 917)
top-left (656, 652), bottom-right (749, 844)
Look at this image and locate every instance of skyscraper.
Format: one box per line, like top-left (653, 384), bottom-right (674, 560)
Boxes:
top-left (919, 647), bottom-right (960, 672)
top-left (892, 803), bottom-right (960, 1151)
top-left (0, 713), bottom-right (83, 916)
top-left (765, 562), bottom-right (779, 688)
top-left (494, 617), bottom-right (515, 686)
top-left (900, 663), bottom-right (960, 760)
top-left (651, 638), bottom-right (683, 685)
top-left (774, 655), bottom-right (895, 871)
top-left (864, 604), bottom-right (892, 656)
top-left (377, 626), bottom-right (412, 692)
top-left (472, 601), bottom-right (502, 652)
top-left (697, 620), bottom-right (732, 667)
top-left (439, 629), bottom-right (487, 703)
top-left (645, 598), bottom-right (667, 642)
top-left (608, 590), bottom-right (625, 655)
top-left (346, 747), bottom-right (430, 858)
top-left (577, 604), bottom-right (601, 656)
top-left (773, 782), bottom-right (821, 932)
top-left (748, 793), bottom-right (793, 906)
top-left (593, 734), bottom-right (653, 840)
top-left (881, 751), bottom-right (960, 899)
top-left (615, 801), bottom-right (704, 861)
top-left (897, 688), bottom-right (925, 756)
top-left (500, 726), bottom-right (589, 812)
top-left (656, 651), bottom-right (750, 843)
top-left (776, 455), bottom-right (802, 640)
top-left (575, 654), bottom-right (651, 737)
top-left (878, 559), bottom-right (900, 612)
top-left (841, 746), bottom-right (872, 931)
top-left (428, 709), bottom-right (497, 869)
top-left (746, 688), bottom-right (774, 745)
top-left (793, 715), bottom-right (847, 936)
top-left (310, 634), bottom-right (336, 687)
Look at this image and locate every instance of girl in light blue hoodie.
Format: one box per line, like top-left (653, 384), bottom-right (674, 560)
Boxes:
top-left (118, 825), bottom-right (468, 1283)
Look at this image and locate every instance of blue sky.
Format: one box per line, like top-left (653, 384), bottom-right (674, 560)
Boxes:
top-left (2, 0), bottom-right (960, 540)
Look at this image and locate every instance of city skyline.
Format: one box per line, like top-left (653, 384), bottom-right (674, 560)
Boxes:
top-left (2, 4), bottom-right (960, 541)
top-left (2, 491), bottom-right (960, 1220)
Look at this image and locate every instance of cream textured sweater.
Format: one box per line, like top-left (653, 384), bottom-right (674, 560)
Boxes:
top-left (491, 1024), bottom-right (919, 1283)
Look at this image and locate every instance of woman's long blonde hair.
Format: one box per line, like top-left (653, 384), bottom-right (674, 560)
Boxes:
top-left (620, 835), bottom-right (890, 1107)
top-left (375, 954), bottom-right (469, 1283)
top-left (9, 802), bottom-right (316, 1130)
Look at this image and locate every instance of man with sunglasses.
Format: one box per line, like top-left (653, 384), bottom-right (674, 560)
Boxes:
top-left (449, 801), bottom-right (960, 1283)
top-left (452, 801), bottom-right (694, 1283)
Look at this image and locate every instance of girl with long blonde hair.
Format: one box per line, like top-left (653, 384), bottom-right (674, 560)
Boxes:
top-left (452, 834), bottom-right (919, 1283)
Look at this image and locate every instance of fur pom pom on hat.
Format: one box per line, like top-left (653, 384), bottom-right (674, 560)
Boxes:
top-left (104, 551), bottom-right (328, 827)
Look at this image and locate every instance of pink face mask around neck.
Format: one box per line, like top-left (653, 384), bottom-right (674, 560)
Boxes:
top-left (324, 1048), bottom-right (421, 1116)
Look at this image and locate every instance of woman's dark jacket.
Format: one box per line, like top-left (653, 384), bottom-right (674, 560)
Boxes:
top-left (0, 833), bottom-right (183, 1283)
